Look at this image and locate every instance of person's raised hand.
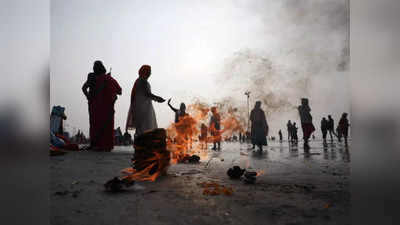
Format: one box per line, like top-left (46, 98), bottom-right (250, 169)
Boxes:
top-left (156, 96), bottom-right (165, 103)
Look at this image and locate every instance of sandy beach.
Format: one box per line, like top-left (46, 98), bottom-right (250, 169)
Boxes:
top-left (51, 140), bottom-right (350, 225)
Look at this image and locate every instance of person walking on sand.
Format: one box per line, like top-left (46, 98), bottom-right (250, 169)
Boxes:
top-left (278, 129), bottom-right (283, 143)
top-left (250, 101), bottom-right (269, 152)
top-left (327, 115), bottom-right (337, 142)
top-left (338, 113), bottom-right (350, 146)
top-left (321, 117), bottom-right (328, 144)
top-left (82, 60), bottom-right (121, 151)
top-left (125, 65), bottom-right (166, 138)
top-left (298, 98), bottom-right (315, 150)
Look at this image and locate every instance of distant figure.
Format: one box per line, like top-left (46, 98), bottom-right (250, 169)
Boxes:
top-left (292, 122), bottom-right (298, 144)
top-left (321, 117), bottom-right (328, 143)
top-left (298, 98), bottom-right (315, 150)
top-left (50, 105), bottom-right (67, 136)
top-left (167, 99), bottom-right (187, 123)
top-left (239, 133), bottom-right (242, 143)
top-left (278, 130), bottom-right (283, 143)
top-left (338, 113), bottom-right (350, 146)
top-left (83, 60), bottom-right (121, 151)
top-left (287, 120), bottom-right (292, 142)
top-left (123, 131), bottom-right (132, 145)
top-left (126, 65), bottom-right (165, 138)
top-left (327, 115), bottom-right (336, 141)
top-left (199, 123), bottom-right (208, 149)
top-left (250, 101), bottom-right (268, 152)
top-left (114, 127), bottom-right (123, 145)
top-left (209, 107), bottom-right (221, 150)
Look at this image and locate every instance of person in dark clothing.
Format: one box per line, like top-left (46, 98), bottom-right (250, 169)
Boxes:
top-left (287, 120), bottom-right (292, 142)
top-left (239, 133), bottom-right (242, 143)
top-left (298, 98), bottom-right (315, 150)
top-left (250, 101), bottom-right (268, 152)
top-left (209, 107), bottom-right (221, 150)
top-left (167, 99), bottom-right (187, 123)
top-left (338, 113), bottom-right (350, 146)
top-left (321, 117), bottom-right (328, 144)
top-left (292, 122), bottom-right (298, 144)
top-left (327, 115), bottom-right (337, 141)
top-left (278, 130), bottom-right (283, 143)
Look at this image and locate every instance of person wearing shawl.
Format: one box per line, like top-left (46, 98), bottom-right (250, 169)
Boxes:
top-left (83, 60), bottom-right (122, 151)
top-left (250, 101), bottom-right (268, 152)
top-left (337, 112), bottom-right (350, 146)
top-left (125, 65), bottom-right (165, 138)
top-left (298, 98), bottom-right (315, 150)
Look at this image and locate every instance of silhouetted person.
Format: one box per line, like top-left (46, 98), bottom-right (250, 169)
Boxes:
top-left (278, 129), bottom-right (283, 143)
top-left (167, 99), bottom-right (187, 123)
top-left (209, 107), bottom-right (221, 150)
top-left (298, 98), bottom-right (315, 150)
top-left (126, 65), bottom-right (165, 137)
top-left (83, 60), bottom-right (121, 151)
top-left (327, 115), bottom-right (336, 141)
top-left (123, 131), bottom-right (132, 145)
top-left (199, 123), bottom-right (208, 149)
top-left (338, 113), bottom-right (350, 146)
top-left (287, 120), bottom-right (292, 142)
top-left (239, 133), bottom-right (242, 143)
top-left (250, 101), bottom-right (268, 152)
top-left (321, 117), bottom-right (328, 143)
top-left (292, 122), bottom-right (298, 144)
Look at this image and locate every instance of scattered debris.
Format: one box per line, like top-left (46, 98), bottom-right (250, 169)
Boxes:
top-left (54, 190), bottom-right (69, 196)
top-left (227, 166), bottom-right (245, 179)
top-left (104, 177), bottom-right (135, 192)
top-left (181, 154), bottom-right (200, 163)
top-left (243, 171), bottom-right (257, 184)
top-left (198, 182), bottom-right (233, 196)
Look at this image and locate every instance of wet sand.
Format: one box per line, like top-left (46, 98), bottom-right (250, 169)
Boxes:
top-left (51, 140), bottom-right (350, 225)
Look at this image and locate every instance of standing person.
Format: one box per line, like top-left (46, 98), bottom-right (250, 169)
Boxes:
top-left (250, 101), bottom-right (268, 152)
top-left (292, 122), bottom-right (298, 144)
top-left (167, 98), bottom-right (187, 123)
top-left (287, 120), bottom-right (292, 142)
top-left (199, 123), bottom-right (208, 149)
top-left (278, 129), bottom-right (283, 143)
top-left (338, 113), bottom-right (350, 146)
top-left (327, 115), bottom-right (336, 141)
top-left (126, 65), bottom-right (166, 138)
top-left (239, 132), bottom-right (242, 143)
top-left (84, 60), bottom-right (121, 151)
top-left (298, 98), bottom-right (315, 150)
top-left (168, 98), bottom-right (193, 149)
top-left (321, 117), bottom-right (328, 144)
top-left (209, 107), bottom-right (221, 150)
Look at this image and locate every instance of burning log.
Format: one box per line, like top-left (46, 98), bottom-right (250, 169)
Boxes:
top-left (120, 128), bottom-right (171, 182)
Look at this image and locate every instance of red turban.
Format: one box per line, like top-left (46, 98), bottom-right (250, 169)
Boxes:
top-left (138, 65), bottom-right (151, 78)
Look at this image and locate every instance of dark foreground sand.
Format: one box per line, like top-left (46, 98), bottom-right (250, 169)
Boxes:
top-left (51, 141), bottom-right (350, 225)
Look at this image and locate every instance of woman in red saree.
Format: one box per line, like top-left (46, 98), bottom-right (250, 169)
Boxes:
top-left (84, 61), bottom-right (122, 151)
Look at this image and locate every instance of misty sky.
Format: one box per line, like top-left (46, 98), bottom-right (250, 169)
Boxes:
top-left (51, 0), bottom-right (349, 137)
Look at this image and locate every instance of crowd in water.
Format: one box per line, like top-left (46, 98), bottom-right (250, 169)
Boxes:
top-left (80, 60), bottom-right (349, 152)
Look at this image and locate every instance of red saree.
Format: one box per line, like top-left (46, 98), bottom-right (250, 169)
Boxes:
top-left (89, 74), bottom-right (121, 151)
